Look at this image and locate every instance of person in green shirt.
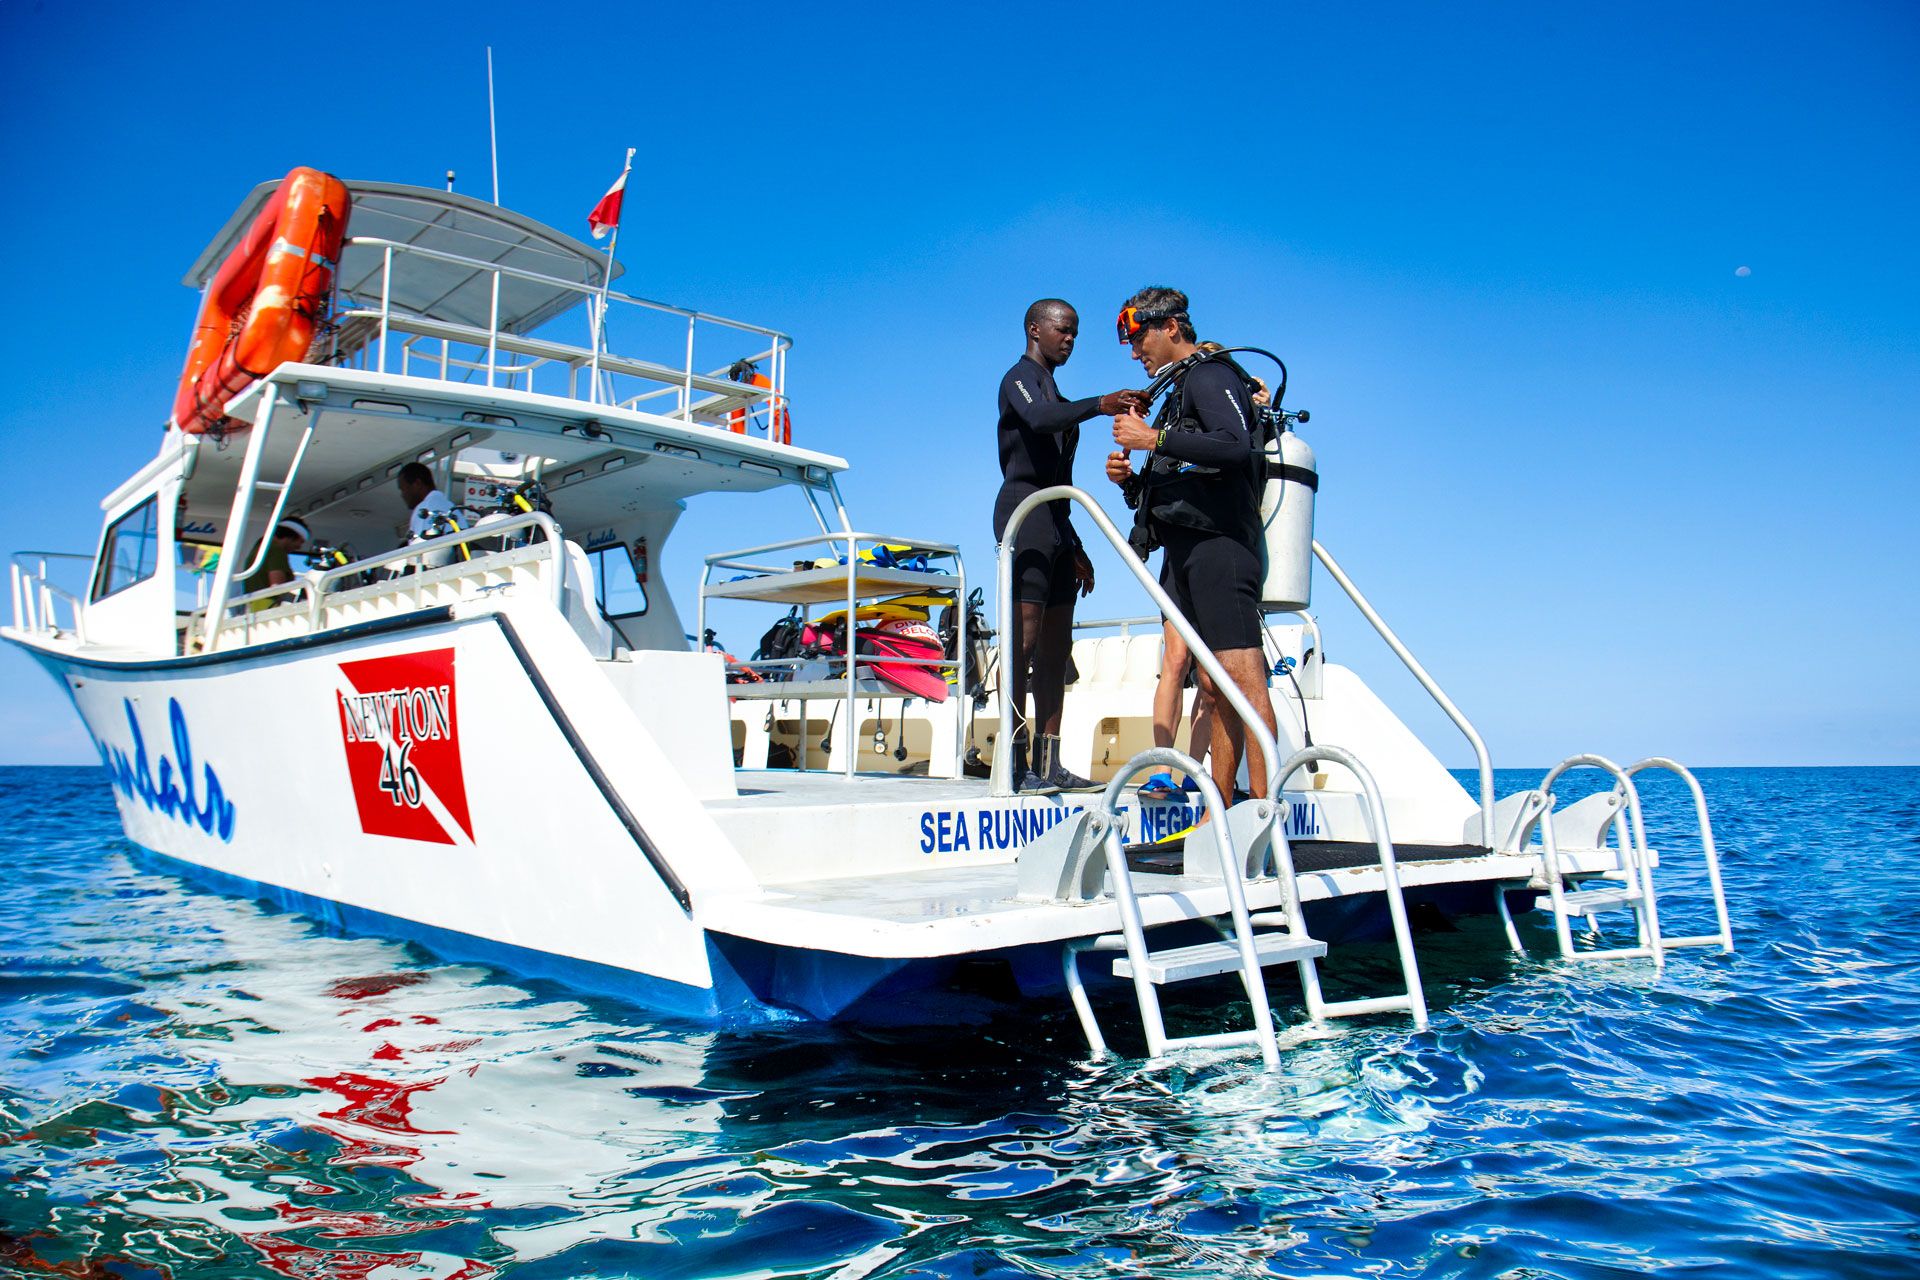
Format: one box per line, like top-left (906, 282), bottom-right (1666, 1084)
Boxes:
top-left (242, 518), bottom-right (309, 612)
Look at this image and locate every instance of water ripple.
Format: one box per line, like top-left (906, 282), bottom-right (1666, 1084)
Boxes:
top-left (2, 765), bottom-right (1918, 1278)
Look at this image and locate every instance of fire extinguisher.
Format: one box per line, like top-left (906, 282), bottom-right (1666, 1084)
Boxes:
top-left (633, 536), bottom-right (648, 584)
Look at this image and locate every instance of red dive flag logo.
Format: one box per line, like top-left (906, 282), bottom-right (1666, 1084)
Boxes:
top-left (334, 648), bottom-right (475, 845)
top-left (587, 163), bottom-right (629, 240)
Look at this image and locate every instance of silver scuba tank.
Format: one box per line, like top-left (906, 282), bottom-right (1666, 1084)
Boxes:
top-left (1258, 426), bottom-right (1316, 611)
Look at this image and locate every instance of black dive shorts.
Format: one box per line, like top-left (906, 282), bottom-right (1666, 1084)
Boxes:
top-left (1159, 527), bottom-right (1262, 652)
top-left (994, 493), bottom-right (1080, 608)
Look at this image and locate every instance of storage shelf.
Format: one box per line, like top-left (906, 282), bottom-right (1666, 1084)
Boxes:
top-left (703, 564), bottom-right (959, 605)
top-left (727, 676), bottom-right (947, 702)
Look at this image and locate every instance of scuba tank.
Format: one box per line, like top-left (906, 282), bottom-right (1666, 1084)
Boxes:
top-left (1258, 414), bottom-right (1316, 611)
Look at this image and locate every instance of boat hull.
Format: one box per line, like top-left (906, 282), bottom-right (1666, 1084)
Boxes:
top-left (13, 604), bottom-right (752, 1017)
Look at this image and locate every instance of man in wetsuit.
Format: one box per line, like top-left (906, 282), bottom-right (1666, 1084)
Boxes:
top-left (1105, 286), bottom-right (1281, 805)
top-left (995, 298), bottom-right (1146, 792)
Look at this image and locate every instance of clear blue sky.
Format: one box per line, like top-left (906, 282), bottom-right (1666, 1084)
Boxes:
top-left (1, 1), bottom-right (1914, 767)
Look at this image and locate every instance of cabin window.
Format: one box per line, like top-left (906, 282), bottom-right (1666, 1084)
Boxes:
top-left (90, 497), bottom-right (161, 602)
top-left (590, 543), bottom-right (648, 617)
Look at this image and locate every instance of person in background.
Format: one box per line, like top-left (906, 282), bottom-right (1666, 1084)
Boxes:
top-left (241, 518), bottom-right (309, 612)
top-left (397, 461), bottom-right (455, 541)
top-left (995, 298), bottom-right (1148, 792)
top-left (1106, 289), bottom-right (1280, 809)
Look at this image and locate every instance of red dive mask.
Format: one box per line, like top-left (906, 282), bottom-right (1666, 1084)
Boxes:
top-left (1116, 305), bottom-right (1180, 343)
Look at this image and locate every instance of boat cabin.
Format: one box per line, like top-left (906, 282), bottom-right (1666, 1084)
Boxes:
top-left (72, 182), bottom-right (899, 664)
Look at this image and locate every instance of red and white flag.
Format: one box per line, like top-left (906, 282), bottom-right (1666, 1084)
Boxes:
top-left (587, 152), bottom-right (634, 240)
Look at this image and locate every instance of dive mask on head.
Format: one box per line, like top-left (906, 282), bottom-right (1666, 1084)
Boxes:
top-left (1116, 305), bottom-right (1180, 343)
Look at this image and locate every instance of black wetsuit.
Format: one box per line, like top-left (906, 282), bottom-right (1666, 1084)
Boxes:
top-left (993, 355), bottom-right (1104, 605)
top-left (1139, 359), bottom-right (1263, 651)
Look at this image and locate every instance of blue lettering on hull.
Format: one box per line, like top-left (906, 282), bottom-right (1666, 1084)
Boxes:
top-left (917, 802), bottom-right (1086, 854)
top-left (95, 697), bottom-right (236, 842)
top-left (912, 795), bottom-right (1324, 856)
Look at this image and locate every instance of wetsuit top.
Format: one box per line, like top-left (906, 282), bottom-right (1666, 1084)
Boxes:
top-left (1139, 358), bottom-right (1259, 545)
top-left (993, 355), bottom-right (1104, 543)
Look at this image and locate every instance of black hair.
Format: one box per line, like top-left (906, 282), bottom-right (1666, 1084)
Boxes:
top-left (398, 461), bottom-right (435, 488)
top-left (1024, 297), bottom-right (1076, 332)
top-left (1124, 286), bottom-right (1195, 342)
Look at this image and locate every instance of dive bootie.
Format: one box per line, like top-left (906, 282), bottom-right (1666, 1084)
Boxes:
top-left (1036, 735), bottom-right (1098, 792)
top-left (1012, 732), bottom-right (1057, 793)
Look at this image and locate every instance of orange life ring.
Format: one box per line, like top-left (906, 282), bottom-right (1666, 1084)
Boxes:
top-left (727, 370), bottom-right (792, 444)
top-left (172, 167), bottom-right (351, 434)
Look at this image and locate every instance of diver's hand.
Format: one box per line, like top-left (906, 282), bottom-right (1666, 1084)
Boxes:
top-left (1098, 390), bottom-right (1151, 416)
top-left (1104, 450), bottom-right (1134, 487)
top-left (1112, 412), bottom-right (1156, 451)
top-left (1071, 546), bottom-right (1095, 597)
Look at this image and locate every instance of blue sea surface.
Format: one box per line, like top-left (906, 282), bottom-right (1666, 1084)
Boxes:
top-left (2, 764), bottom-right (1916, 1278)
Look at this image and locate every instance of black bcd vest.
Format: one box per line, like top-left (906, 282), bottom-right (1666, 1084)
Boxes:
top-left (1127, 353), bottom-right (1268, 555)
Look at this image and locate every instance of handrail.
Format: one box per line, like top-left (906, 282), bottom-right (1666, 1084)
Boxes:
top-left (704, 530), bottom-right (964, 568)
top-left (1069, 614), bottom-right (1159, 636)
top-left (1275, 743), bottom-right (1428, 1030)
top-left (342, 236), bottom-right (794, 340)
top-left (1625, 757), bottom-right (1733, 952)
top-left (9, 562), bottom-right (87, 641)
top-left (9, 552), bottom-right (91, 639)
top-left (1311, 541), bottom-right (1494, 844)
top-left (1090, 746), bottom-right (1280, 1067)
top-left (200, 384), bottom-right (298, 652)
top-left (994, 486), bottom-right (1282, 799)
top-left (1538, 753), bottom-right (1664, 965)
top-left (310, 512), bottom-right (566, 607)
top-left (342, 235), bottom-right (792, 426)
top-left (1269, 609), bottom-right (1324, 672)
top-left (200, 514), bottom-right (567, 649)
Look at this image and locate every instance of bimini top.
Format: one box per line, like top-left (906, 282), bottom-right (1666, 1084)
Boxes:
top-left (182, 180), bottom-right (620, 337)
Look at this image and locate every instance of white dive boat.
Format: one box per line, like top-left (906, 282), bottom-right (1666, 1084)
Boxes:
top-left (6, 170), bottom-right (1735, 1063)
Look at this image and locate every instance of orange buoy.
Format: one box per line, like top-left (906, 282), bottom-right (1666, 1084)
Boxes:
top-left (172, 167), bottom-right (351, 434)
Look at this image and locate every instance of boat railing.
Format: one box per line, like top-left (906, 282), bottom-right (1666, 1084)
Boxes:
top-left (196, 514), bottom-right (566, 653)
top-left (1069, 614), bottom-right (1161, 637)
top-left (9, 550), bottom-right (90, 642)
top-left (331, 235), bottom-right (793, 439)
top-left (698, 529), bottom-right (967, 778)
top-left (1069, 610), bottom-right (1324, 696)
top-left (1309, 542), bottom-right (1495, 845)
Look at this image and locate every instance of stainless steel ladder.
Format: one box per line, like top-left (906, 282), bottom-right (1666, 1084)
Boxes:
top-left (1494, 754), bottom-right (1733, 963)
top-left (1060, 743), bottom-right (1429, 1067)
top-left (1626, 757), bottom-right (1734, 953)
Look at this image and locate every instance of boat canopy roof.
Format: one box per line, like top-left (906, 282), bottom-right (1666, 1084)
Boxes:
top-left (183, 180), bottom-right (618, 337)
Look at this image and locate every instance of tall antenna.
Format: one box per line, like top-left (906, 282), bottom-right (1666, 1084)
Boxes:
top-left (486, 47), bottom-right (500, 206)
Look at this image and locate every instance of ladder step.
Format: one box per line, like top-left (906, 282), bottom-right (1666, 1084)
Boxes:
top-left (1112, 932), bottom-right (1327, 985)
top-left (1537, 885), bottom-right (1641, 913)
top-left (1660, 934), bottom-right (1726, 950)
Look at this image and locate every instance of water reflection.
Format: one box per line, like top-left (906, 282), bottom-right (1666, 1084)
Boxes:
top-left (3, 766), bottom-right (1918, 1279)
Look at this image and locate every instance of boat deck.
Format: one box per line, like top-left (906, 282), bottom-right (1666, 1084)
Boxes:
top-left (699, 775), bottom-right (1630, 958)
top-left (713, 770), bottom-right (993, 809)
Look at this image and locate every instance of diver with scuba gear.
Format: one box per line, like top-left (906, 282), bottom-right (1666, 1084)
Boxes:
top-left (1106, 287), bottom-right (1282, 806)
top-left (1135, 344), bottom-right (1266, 797)
top-left (995, 298), bottom-right (1148, 792)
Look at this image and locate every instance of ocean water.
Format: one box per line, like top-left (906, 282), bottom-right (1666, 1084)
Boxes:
top-left (2, 764), bottom-right (1916, 1279)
